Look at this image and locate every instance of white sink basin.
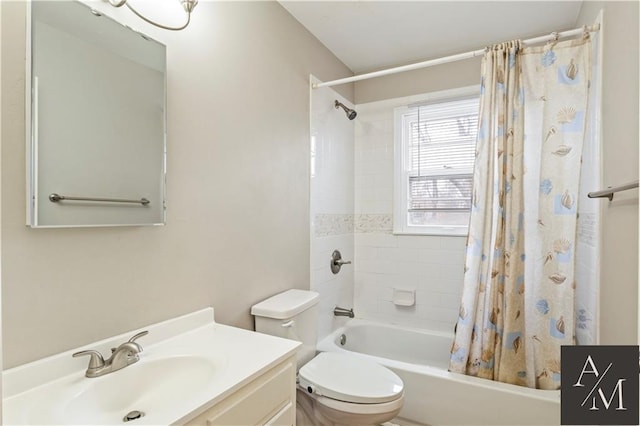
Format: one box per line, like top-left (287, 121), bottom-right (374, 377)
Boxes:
top-left (3, 308), bottom-right (300, 425)
top-left (28, 355), bottom-right (219, 425)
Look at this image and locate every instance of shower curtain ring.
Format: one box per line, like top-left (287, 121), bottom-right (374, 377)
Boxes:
top-left (546, 31), bottom-right (559, 50)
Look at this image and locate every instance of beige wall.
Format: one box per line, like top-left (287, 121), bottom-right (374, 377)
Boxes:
top-left (1, 1), bottom-right (353, 368)
top-left (354, 57), bottom-right (481, 104)
top-left (576, 1), bottom-right (639, 344)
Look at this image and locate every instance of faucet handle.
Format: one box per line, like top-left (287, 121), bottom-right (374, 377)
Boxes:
top-left (128, 330), bottom-right (148, 343)
top-left (72, 350), bottom-right (105, 369)
top-left (330, 250), bottom-right (352, 274)
top-left (127, 330), bottom-right (148, 351)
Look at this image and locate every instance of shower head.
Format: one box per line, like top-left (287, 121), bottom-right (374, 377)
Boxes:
top-left (335, 100), bottom-right (357, 120)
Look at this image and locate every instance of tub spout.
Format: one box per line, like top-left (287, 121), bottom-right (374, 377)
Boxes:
top-left (334, 306), bottom-right (354, 318)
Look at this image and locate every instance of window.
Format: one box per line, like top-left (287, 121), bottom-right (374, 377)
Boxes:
top-left (394, 87), bottom-right (480, 236)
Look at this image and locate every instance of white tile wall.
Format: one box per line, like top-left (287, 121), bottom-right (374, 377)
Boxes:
top-left (311, 234), bottom-right (354, 339)
top-left (353, 96), bottom-right (467, 332)
top-left (310, 79), bottom-right (355, 341)
top-left (353, 232), bottom-right (465, 332)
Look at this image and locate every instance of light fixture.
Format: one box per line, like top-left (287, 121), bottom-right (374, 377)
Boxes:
top-left (107, 0), bottom-right (198, 31)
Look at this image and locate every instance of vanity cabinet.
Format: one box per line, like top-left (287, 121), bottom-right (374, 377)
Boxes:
top-left (185, 356), bottom-right (296, 426)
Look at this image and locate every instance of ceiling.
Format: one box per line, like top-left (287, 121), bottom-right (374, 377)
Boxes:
top-left (279, 1), bottom-right (584, 74)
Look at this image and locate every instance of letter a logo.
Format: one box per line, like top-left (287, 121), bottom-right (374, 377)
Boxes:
top-left (573, 355), bottom-right (600, 387)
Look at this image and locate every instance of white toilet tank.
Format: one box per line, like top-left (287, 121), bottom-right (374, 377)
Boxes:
top-left (251, 289), bottom-right (319, 370)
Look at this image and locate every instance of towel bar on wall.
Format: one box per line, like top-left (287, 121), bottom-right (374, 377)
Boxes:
top-left (48, 193), bottom-right (150, 206)
top-left (587, 180), bottom-right (639, 201)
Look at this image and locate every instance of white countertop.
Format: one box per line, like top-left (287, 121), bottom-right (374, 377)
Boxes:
top-left (2, 308), bottom-right (300, 425)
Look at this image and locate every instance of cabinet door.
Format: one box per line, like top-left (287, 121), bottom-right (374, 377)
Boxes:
top-left (185, 358), bottom-right (296, 426)
top-left (264, 401), bottom-right (294, 426)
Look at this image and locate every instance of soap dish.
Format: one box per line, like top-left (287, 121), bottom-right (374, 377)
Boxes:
top-left (393, 288), bottom-right (415, 307)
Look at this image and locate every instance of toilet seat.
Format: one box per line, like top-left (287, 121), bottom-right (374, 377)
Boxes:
top-left (298, 352), bottom-right (404, 404)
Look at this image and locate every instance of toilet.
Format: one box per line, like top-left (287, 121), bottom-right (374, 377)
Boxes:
top-left (251, 289), bottom-right (404, 426)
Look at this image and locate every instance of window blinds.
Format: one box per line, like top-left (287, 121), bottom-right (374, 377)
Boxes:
top-left (405, 97), bottom-right (479, 213)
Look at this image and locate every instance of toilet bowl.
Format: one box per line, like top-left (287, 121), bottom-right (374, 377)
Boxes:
top-left (298, 352), bottom-right (404, 425)
top-left (297, 389), bottom-right (405, 426)
top-left (251, 289), bottom-right (404, 426)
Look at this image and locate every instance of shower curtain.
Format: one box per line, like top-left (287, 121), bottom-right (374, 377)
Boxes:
top-left (449, 36), bottom-right (591, 390)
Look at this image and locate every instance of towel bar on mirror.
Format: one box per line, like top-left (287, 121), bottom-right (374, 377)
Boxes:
top-left (48, 193), bottom-right (150, 206)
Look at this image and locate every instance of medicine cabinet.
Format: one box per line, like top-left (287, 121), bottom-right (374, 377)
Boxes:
top-left (27, 1), bottom-right (166, 227)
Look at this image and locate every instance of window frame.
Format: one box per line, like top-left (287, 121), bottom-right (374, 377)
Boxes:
top-left (393, 85), bottom-right (480, 237)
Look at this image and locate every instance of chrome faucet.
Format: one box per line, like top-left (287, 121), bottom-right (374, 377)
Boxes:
top-left (73, 330), bottom-right (148, 378)
top-left (334, 306), bottom-right (354, 318)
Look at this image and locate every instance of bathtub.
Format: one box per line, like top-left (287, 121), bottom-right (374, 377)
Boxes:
top-left (317, 319), bottom-right (560, 425)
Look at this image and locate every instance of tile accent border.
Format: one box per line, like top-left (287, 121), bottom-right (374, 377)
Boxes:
top-left (313, 213), bottom-right (395, 236)
top-left (355, 214), bottom-right (393, 233)
top-left (313, 214), bottom-right (354, 237)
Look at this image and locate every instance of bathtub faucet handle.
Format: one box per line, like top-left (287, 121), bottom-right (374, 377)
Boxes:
top-left (330, 250), bottom-right (352, 274)
top-left (334, 306), bottom-right (354, 318)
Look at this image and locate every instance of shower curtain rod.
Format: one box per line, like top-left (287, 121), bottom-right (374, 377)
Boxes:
top-left (313, 24), bottom-right (600, 89)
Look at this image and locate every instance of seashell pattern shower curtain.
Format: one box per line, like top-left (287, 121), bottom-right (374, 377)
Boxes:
top-left (449, 37), bottom-right (591, 390)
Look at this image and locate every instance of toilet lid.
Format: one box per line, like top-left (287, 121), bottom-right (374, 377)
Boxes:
top-left (298, 352), bottom-right (404, 404)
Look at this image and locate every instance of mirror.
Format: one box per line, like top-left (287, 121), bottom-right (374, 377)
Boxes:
top-left (27, 1), bottom-right (166, 227)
